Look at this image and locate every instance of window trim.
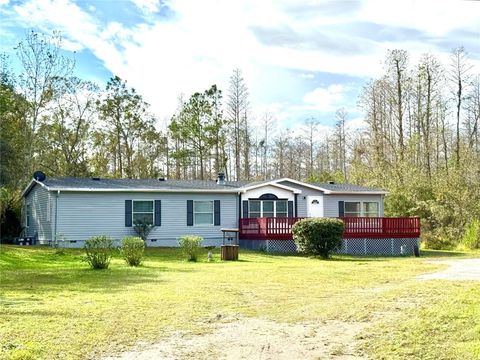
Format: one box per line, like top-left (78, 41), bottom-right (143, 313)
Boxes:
top-left (193, 200), bottom-right (214, 226)
top-left (362, 201), bottom-right (380, 217)
top-left (344, 201), bottom-right (361, 217)
top-left (25, 204), bottom-right (31, 228)
top-left (132, 199), bottom-right (155, 226)
top-left (248, 199), bottom-right (288, 218)
top-left (343, 201), bottom-right (380, 217)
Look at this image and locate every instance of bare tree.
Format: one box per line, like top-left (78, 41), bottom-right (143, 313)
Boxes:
top-left (386, 49), bottom-right (409, 162)
top-left (15, 31), bottom-right (75, 176)
top-left (304, 117), bottom-right (319, 178)
top-left (226, 68), bottom-right (249, 180)
top-left (450, 47), bottom-right (473, 165)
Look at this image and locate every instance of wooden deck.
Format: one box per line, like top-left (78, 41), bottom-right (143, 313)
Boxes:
top-left (239, 217), bottom-right (421, 240)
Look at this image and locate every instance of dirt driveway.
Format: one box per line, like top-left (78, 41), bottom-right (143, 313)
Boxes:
top-left (103, 258), bottom-right (480, 360)
top-left (103, 316), bottom-right (367, 360)
top-left (417, 258), bottom-right (480, 281)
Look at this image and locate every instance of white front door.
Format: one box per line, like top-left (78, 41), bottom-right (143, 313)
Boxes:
top-left (307, 196), bottom-right (323, 218)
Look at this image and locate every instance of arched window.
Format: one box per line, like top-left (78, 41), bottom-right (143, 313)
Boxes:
top-left (258, 193), bottom-right (279, 200)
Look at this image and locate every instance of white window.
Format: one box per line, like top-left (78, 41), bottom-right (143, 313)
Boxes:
top-left (344, 202), bottom-right (361, 217)
top-left (275, 201), bottom-right (288, 217)
top-left (132, 200), bottom-right (154, 225)
top-left (343, 201), bottom-right (380, 217)
top-left (249, 200), bottom-right (261, 218)
top-left (194, 201), bottom-right (214, 225)
top-left (363, 202), bottom-right (379, 217)
top-left (248, 200), bottom-right (288, 218)
top-left (26, 204), bottom-right (31, 227)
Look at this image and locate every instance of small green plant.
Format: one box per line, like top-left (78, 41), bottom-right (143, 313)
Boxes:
top-left (292, 218), bottom-right (344, 259)
top-left (84, 235), bottom-right (115, 269)
top-left (178, 235), bottom-right (203, 261)
top-left (462, 219), bottom-right (480, 249)
top-left (120, 236), bottom-right (145, 266)
top-left (133, 220), bottom-right (155, 242)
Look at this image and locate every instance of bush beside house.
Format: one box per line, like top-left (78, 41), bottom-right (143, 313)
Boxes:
top-left (121, 236), bottom-right (145, 266)
top-left (178, 235), bottom-right (203, 261)
top-left (84, 235), bottom-right (115, 269)
top-left (292, 218), bottom-right (344, 259)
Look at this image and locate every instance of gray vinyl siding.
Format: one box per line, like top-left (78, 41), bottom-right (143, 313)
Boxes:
top-left (323, 194), bottom-right (384, 217)
top-left (277, 180), bottom-right (324, 217)
top-left (56, 192), bottom-right (238, 246)
top-left (24, 184), bottom-right (53, 242)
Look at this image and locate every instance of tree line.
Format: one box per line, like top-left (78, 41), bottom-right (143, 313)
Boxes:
top-left (1, 31), bottom-right (479, 248)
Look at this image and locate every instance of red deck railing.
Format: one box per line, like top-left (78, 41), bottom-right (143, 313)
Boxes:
top-left (239, 217), bottom-right (420, 240)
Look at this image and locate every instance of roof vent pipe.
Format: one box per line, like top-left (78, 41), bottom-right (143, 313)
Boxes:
top-left (92, 177), bottom-right (101, 181)
top-left (158, 177), bottom-right (165, 181)
top-left (217, 173), bottom-right (225, 185)
top-left (328, 181), bottom-right (335, 184)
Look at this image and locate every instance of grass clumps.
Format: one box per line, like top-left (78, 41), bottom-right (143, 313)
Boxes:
top-left (178, 235), bottom-right (203, 261)
top-left (84, 235), bottom-right (115, 269)
top-left (120, 236), bottom-right (145, 266)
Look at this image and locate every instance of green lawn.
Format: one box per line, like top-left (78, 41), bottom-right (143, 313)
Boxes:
top-left (1, 245), bottom-right (480, 359)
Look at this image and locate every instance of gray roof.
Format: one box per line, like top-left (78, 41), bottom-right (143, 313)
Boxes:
top-left (23, 176), bottom-right (386, 195)
top-left (40, 177), bottom-right (249, 191)
top-left (311, 183), bottom-right (386, 193)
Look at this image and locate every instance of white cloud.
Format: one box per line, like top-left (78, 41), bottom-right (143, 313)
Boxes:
top-left (6, 0), bottom-right (480, 125)
top-left (131, 0), bottom-right (160, 14)
top-left (301, 84), bottom-right (346, 112)
top-left (345, 117), bottom-right (367, 132)
top-left (359, 0), bottom-right (480, 37)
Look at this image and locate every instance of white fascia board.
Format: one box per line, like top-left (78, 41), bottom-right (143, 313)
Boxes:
top-left (45, 187), bottom-right (240, 193)
top-left (21, 179), bottom-right (50, 197)
top-left (240, 181), bottom-right (302, 194)
top-left (273, 178), bottom-right (332, 193)
top-left (274, 178), bottom-right (388, 195)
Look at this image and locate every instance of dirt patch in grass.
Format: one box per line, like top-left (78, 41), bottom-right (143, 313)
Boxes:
top-left (103, 315), bottom-right (368, 360)
top-left (417, 259), bottom-right (480, 281)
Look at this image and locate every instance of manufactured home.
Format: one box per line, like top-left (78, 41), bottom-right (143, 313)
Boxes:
top-left (21, 173), bottom-right (420, 255)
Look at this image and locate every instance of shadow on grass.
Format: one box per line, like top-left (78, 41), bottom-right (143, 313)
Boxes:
top-left (0, 265), bottom-right (173, 295)
top-left (329, 256), bottom-right (388, 262)
top-left (419, 250), bottom-right (472, 258)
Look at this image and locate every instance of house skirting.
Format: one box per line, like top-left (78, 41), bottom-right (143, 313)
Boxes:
top-left (239, 238), bottom-right (420, 256)
top-left (40, 237), bottom-right (225, 249)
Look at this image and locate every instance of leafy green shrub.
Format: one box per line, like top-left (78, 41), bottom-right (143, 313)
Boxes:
top-left (422, 228), bottom-right (459, 250)
top-left (292, 218), bottom-right (344, 259)
top-left (120, 236), bottom-right (145, 266)
top-left (462, 219), bottom-right (480, 249)
top-left (178, 235), bottom-right (203, 261)
top-left (84, 235), bottom-right (115, 269)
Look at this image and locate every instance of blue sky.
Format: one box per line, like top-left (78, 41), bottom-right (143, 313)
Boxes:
top-left (1, 0), bottom-right (479, 131)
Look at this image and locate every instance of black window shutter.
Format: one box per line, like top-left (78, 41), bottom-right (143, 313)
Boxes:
top-left (338, 201), bottom-right (345, 217)
top-left (288, 201), bottom-right (294, 217)
top-left (154, 200), bottom-right (161, 226)
top-left (214, 200), bottom-right (221, 226)
top-left (242, 200), bottom-right (248, 218)
top-left (125, 200), bottom-right (132, 227)
top-left (187, 200), bottom-right (193, 226)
